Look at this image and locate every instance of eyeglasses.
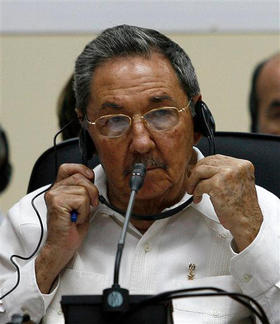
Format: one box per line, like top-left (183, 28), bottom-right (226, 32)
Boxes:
top-left (85, 100), bottom-right (192, 138)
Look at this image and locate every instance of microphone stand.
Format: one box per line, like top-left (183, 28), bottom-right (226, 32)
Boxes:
top-left (103, 163), bottom-right (146, 312)
top-left (61, 163), bottom-right (173, 324)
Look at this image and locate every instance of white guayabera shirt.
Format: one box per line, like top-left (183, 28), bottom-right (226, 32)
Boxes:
top-left (0, 149), bottom-right (279, 324)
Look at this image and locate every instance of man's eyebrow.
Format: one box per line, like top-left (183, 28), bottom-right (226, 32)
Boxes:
top-left (100, 96), bottom-right (177, 109)
top-left (149, 95), bottom-right (177, 105)
top-left (101, 102), bottom-right (123, 110)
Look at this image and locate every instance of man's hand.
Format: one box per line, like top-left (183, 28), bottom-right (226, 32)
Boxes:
top-left (187, 155), bottom-right (263, 252)
top-left (35, 163), bottom-right (99, 293)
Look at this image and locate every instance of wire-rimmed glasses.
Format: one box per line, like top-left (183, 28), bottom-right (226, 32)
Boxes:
top-left (85, 100), bottom-right (192, 138)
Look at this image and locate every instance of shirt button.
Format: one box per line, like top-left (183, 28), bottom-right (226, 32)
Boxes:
top-left (212, 311), bottom-right (220, 317)
top-left (242, 274), bottom-right (252, 282)
top-left (57, 309), bottom-right (63, 315)
top-left (144, 242), bottom-right (151, 252)
top-left (217, 233), bottom-right (227, 238)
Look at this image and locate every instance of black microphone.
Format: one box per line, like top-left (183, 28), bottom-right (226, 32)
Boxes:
top-left (129, 163), bottom-right (146, 192)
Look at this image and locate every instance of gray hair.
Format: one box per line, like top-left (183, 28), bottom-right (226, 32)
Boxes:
top-left (74, 24), bottom-right (200, 114)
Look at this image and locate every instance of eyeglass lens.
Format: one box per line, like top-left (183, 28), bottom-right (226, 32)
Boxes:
top-left (144, 108), bottom-right (179, 131)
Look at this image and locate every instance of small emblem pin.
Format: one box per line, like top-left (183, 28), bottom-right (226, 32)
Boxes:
top-left (187, 263), bottom-right (196, 280)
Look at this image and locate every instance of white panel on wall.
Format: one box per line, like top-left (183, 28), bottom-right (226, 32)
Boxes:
top-left (0, 0), bottom-right (279, 34)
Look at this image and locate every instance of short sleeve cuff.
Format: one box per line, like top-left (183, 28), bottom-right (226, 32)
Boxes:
top-left (41, 276), bottom-right (60, 309)
top-left (230, 219), bottom-right (280, 297)
top-left (0, 259), bottom-right (59, 323)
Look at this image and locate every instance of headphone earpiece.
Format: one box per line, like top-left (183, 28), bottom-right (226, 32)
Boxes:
top-left (79, 128), bottom-right (96, 165)
top-left (193, 100), bottom-right (215, 138)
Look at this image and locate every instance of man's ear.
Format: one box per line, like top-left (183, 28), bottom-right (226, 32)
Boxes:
top-left (191, 94), bottom-right (202, 107)
top-left (75, 108), bottom-right (97, 161)
top-left (75, 108), bottom-right (83, 123)
top-left (191, 94), bottom-right (202, 144)
top-left (193, 131), bottom-right (202, 145)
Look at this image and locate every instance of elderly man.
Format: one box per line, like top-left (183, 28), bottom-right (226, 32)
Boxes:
top-left (0, 25), bottom-right (279, 323)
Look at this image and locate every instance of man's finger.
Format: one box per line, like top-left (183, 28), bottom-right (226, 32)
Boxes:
top-left (187, 165), bottom-right (218, 194)
top-left (56, 163), bottom-right (94, 182)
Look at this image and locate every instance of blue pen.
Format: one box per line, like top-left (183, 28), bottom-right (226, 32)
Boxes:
top-left (70, 210), bottom-right (78, 222)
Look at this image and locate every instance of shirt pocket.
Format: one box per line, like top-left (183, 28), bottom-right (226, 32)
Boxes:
top-left (43, 268), bottom-right (107, 324)
top-left (171, 275), bottom-right (252, 324)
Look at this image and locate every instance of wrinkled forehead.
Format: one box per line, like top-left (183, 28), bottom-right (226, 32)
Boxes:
top-left (88, 53), bottom-right (186, 110)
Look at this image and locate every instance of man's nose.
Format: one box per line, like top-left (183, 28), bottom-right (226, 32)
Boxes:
top-left (128, 117), bottom-right (156, 154)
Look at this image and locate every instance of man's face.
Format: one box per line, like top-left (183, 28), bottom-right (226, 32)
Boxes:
top-left (86, 52), bottom-right (199, 202)
top-left (257, 56), bottom-right (280, 135)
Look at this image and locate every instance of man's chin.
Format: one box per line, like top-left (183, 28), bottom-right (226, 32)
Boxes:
top-left (134, 181), bottom-right (171, 201)
top-left (120, 168), bottom-right (170, 199)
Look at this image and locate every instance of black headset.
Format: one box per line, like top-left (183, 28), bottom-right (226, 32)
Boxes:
top-left (193, 100), bottom-right (216, 139)
top-left (0, 125), bottom-right (12, 193)
top-left (79, 100), bottom-right (216, 164)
